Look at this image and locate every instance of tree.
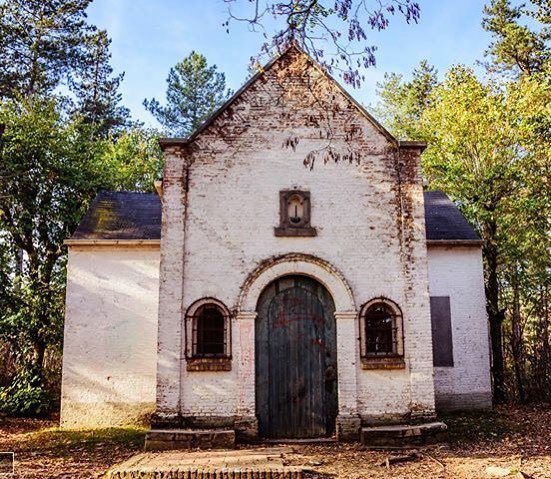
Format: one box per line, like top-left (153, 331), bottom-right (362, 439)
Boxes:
top-left (0, 97), bottom-right (104, 376)
top-left (0, 0), bottom-right (128, 135)
top-left (373, 60), bottom-right (437, 139)
top-left (482, 0), bottom-right (550, 76)
top-left (0, 1), bottom-right (163, 415)
top-left (223, 0), bottom-right (421, 87)
top-left (0, 97), bottom-right (162, 414)
top-left (70, 30), bottom-right (130, 137)
top-left (0, 0), bottom-right (95, 98)
top-left (100, 128), bottom-right (163, 191)
top-left (144, 52), bottom-right (232, 137)
top-left (420, 66), bottom-right (550, 403)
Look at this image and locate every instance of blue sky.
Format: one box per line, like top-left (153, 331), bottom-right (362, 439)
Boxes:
top-left (86, 0), bottom-right (492, 127)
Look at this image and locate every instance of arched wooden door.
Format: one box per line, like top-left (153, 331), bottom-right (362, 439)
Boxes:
top-left (256, 275), bottom-right (338, 438)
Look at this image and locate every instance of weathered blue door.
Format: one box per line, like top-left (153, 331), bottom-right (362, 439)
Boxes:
top-left (256, 275), bottom-right (337, 438)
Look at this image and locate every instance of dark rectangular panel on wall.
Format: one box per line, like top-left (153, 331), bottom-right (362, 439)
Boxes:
top-left (430, 296), bottom-right (454, 367)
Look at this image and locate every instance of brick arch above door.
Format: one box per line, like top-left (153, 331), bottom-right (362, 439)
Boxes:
top-left (237, 253), bottom-right (356, 313)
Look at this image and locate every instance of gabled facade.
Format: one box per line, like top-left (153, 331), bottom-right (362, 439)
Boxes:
top-left (61, 47), bottom-right (492, 439)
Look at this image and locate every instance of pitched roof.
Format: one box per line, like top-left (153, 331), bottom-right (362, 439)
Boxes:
top-left (71, 190), bottom-right (161, 240)
top-left (424, 190), bottom-right (481, 243)
top-left (69, 190), bottom-right (481, 245)
top-left (158, 44), bottom-right (424, 150)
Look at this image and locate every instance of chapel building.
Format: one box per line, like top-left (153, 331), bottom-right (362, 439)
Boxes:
top-left (60, 46), bottom-right (492, 442)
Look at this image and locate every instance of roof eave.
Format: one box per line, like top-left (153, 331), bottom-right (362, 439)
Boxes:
top-left (158, 138), bottom-right (188, 150)
top-left (65, 239), bottom-right (161, 246)
top-left (399, 140), bottom-right (427, 152)
top-left (426, 239), bottom-right (483, 247)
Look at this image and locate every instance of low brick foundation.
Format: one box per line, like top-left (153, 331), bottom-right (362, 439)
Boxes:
top-left (145, 429), bottom-right (236, 451)
top-left (335, 414), bottom-right (362, 442)
top-left (361, 422), bottom-right (448, 448)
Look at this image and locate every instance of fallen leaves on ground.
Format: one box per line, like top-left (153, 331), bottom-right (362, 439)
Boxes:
top-left (1, 405), bottom-right (550, 478)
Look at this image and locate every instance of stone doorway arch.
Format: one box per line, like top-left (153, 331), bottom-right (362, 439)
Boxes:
top-left (233, 254), bottom-right (361, 441)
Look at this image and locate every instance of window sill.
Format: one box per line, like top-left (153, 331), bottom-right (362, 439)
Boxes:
top-left (186, 357), bottom-right (232, 372)
top-left (361, 356), bottom-right (405, 370)
top-left (274, 226), bottom-right (317, 237)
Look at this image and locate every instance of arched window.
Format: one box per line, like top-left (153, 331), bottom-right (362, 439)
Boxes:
top-left (360, 298), bottom-right (404, 368)
top-left (193, 304), bottom-right (226, 356)
top-left (185, 299), bottom-right (231, 371)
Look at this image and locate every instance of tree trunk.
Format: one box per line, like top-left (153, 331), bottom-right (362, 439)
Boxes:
top-left (33, 340), bottom-right (46, 376)
top-left (511, 268), bottom-right (525, 402)
top-left (484, 228), bottom-right (506, 404)
top-left (540, 285), bottom-right (551, 398)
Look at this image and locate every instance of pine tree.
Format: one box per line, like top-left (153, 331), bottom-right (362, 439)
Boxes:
top-left (373, 60), bottom-right (438, 140)
top-left (70, 30), bottom-right (130, 137)
top-left (0, 0), bottom-right (95, 98)
top-left (143, 51), bottom-right (232, 137)
top-left (0, 0), bottom-right (128, 135)
top-left (482, 0), bottom-right (550, 76)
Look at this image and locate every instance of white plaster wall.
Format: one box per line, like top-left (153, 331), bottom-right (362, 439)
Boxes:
top-left (179, 146), bottom-right (432, 420)
top-left (427, 246), bottom-right (492, 410)
top-left (60, 245), bottom-right (160, 428)
top-left (163, 50), bottom-right (435, 423)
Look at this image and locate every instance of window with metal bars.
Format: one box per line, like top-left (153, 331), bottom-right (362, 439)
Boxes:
top-left (186, 299), bottom-right (231, 359)
top-left (360, 299), bottom-right (403, 359)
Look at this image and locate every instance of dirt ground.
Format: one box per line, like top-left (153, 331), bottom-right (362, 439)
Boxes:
top-left (1, 406), bottom-right (550, 479)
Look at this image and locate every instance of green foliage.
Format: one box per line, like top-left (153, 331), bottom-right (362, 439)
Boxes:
top-left (143, 51), bottom-right (232, 137)
top-left (0, 96), bottom-right (105, 373)
top-left (421, 67), bottom-right (524, 214)
top-left (0, 1), bottom-right (162, 418)
top-left (69, 30), bottom-right (130, 136)
top-left (0, 97), bottom-right (162, 414)
top-left (100, 128), bottom-right (163, 192)
top-left (0, 369), bottom-right (54, 416)
top-left (373, 60), bottom-right (438, 139)
top-left (0, 0), bottom-right (129, 136)
top-left (482, 0), bottom-right (550, 76)
top-left (0, 0), bottom-right (95, 97)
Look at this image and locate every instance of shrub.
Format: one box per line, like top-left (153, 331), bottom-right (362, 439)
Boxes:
top-left (0, 370), bottom-right (53, 417)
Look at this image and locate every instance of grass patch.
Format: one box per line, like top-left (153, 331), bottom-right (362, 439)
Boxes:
top-left (18, 427), bottom-right (146, 453)
top-left (442, 409), bottom-right (522, 444)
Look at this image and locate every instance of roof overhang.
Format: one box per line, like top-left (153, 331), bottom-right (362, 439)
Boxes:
top-left (399, 140), bottom-right (427, 152)
top-left (64, 239), bottom-right (161, 247)
top-left (426, 239), bottom-right (483, 247)
top-left (158, 138), bottom-right (188, 150)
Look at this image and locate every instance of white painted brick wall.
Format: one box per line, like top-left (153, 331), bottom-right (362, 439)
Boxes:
top-left (427, 246), bottom-right (492, 410)
top-left (60, 246), bottom-right (159, 428)
top-left (159, 49), bottom-right (436, 423)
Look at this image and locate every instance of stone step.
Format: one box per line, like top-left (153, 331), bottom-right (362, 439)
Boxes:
top-left (145, 428), bottom-right (236, 451)
top-left (361, 421), bottom-right (448, 448)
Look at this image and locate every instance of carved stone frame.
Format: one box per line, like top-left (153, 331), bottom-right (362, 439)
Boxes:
top-left (274, 190), bottom-right (317, 237)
